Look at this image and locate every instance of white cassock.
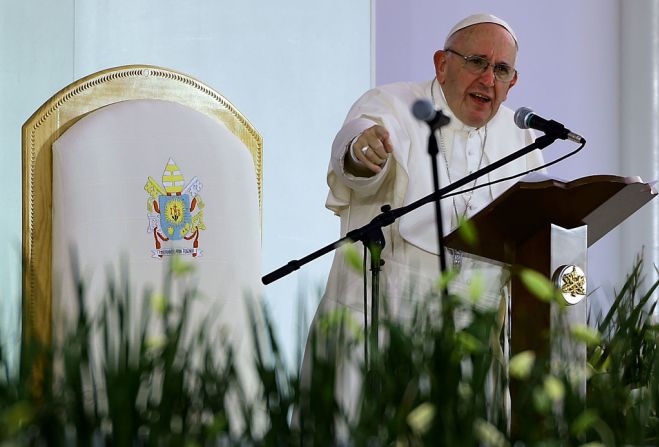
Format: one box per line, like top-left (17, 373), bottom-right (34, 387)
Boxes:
top-left (301, 78), bottom-right (545, 419)
top-left (322, 79), bottom-right (544, 319)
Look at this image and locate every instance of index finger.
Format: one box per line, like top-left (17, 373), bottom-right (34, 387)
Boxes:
top-left (373, 126), bottom-right (394, 153)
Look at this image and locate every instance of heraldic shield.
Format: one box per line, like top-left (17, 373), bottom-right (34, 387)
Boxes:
top-left (145, 157), bottom-right (205, 257)
top-left (158, 194), bottom-right (191, 240)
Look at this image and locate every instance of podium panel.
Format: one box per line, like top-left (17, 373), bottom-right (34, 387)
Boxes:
top-left (445, 175), bottom-right (657, 430)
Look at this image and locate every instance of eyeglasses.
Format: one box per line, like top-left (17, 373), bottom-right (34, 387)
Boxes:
top-left (444, 48), bottom-right (517, 83)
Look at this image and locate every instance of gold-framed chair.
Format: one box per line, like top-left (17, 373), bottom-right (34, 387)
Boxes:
top-left (22, 64), bottom-right (263, 354)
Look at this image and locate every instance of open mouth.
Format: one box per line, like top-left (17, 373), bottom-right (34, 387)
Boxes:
top-left (469, 92), bottom-right (491, 104)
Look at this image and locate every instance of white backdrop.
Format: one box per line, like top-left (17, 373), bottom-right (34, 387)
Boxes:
top-left (3, 0), bottom-right (656, 375)
top-left (0, 0), bottom-right (372, 373)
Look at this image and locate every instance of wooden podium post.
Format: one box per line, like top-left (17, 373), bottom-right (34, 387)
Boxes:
top-left (444, 174), bottom-right (657, 430)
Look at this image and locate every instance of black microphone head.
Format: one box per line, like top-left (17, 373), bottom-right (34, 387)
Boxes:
top-left (412, 98), bottom-right (436, 121)
top-left (514, 107), bottom-right (534, 129)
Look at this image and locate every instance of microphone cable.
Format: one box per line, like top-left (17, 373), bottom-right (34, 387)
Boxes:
top-left (440, 138), bottom-right (587, 201)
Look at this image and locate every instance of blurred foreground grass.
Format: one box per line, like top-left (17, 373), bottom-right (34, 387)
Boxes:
top-left (0, 256), bottom-right (657, 446)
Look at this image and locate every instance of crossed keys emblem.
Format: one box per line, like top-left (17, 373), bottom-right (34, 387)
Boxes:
top-left (561, 266), bottom-right (586, 297)
top-left (553, 265), bottom-right (587, 305)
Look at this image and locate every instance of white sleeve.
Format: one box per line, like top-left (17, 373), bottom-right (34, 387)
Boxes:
top-left (329, 117), bottom-right (393, 193)
top-left (326, 87), bottom-right (411, 214)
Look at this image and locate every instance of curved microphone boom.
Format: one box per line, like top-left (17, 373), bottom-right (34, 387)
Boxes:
top-left (412, 99), bottom-right (450, 129)
top-left (514, 107), bottom-right (585, 144)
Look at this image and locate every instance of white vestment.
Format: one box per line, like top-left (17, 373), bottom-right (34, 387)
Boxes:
top-left (321, 79), bottom-right (544, 321)
top-left (301, 79), bottom-right (545, 420)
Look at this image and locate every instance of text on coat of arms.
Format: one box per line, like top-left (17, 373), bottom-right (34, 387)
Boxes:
top-left (144, 158), bottom-right (206, 258)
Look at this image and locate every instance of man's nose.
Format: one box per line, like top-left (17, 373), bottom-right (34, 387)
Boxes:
top-left (479, 65), bottom-right (496, 86)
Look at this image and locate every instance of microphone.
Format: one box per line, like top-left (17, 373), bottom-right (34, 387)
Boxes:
top-left (412, 99), bottom-right (450, 129)
top-left (514, 107), bottom-right (585, 144)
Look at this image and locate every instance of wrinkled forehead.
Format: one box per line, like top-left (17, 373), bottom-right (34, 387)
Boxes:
top-left (445, 13), bottom-right (518, 48)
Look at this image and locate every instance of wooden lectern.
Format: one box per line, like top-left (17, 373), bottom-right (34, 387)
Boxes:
top-left (444, 174), bottom-right (657, 429)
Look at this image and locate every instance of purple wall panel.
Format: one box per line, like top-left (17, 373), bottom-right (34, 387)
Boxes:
top-left (375, 0), bottom-right (622, 316)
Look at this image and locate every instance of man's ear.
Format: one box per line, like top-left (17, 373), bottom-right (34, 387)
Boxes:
top-left (508, 71), bottom-right (518, 89)
top-left (433, 50), bottom-right (447, 82)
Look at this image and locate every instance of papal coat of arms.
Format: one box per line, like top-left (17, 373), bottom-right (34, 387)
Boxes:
top-left (144, 158), bottom-right (206, 258)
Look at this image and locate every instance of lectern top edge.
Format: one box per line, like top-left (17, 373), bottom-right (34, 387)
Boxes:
top-left (445, 174), bottom-right (657, 264)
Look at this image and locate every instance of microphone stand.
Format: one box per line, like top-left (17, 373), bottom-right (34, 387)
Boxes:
top-left (262, 133), bottom-right (558, 365)
top-left (360, 213), bottom-right (387, 366)
top-left (424, 113), bottom-right (451, 293)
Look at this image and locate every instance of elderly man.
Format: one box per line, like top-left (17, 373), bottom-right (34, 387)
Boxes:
top-left (303, 13), bottom-right (545, 416)
top-left (318, 13), bottom-right (544, 326)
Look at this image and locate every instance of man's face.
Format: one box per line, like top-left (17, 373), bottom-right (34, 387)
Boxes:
top-left (434, 23), bottom-right (518, 128)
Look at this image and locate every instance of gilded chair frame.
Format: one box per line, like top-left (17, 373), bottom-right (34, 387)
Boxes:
top-left (22, 65), bottom-right (263, 350)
